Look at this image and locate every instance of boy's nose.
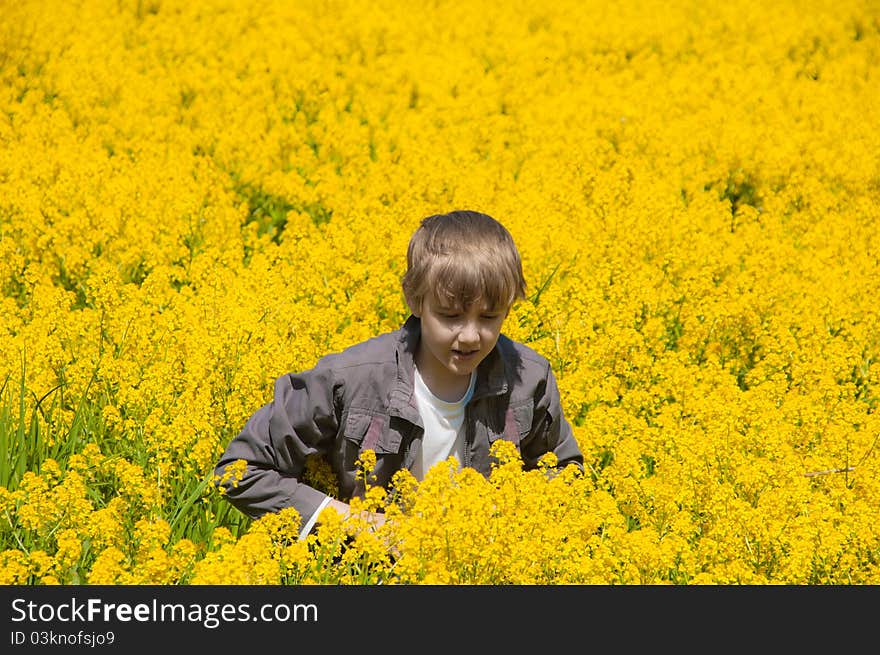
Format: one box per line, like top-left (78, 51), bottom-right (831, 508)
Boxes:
top-left (458, 322), bottom-right (480, 346)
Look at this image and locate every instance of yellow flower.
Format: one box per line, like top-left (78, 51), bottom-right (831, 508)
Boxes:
top-left (0, 550), bottom-right (31, 584)
top-left (87, 547), bottom-right (129, 585)
top-left (213, 458), bottom-right (248, 493)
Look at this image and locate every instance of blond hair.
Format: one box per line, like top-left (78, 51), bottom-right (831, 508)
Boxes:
top-left (401, 210), bottom-right (527, 313)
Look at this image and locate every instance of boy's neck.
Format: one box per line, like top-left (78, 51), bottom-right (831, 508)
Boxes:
top-left (414, 349), bottom-right (473, 402)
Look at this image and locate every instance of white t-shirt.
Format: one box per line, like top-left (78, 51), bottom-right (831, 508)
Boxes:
top-left (409, 366), bottom-right (476, 481)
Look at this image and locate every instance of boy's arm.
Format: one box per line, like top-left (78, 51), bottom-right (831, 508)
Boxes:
top-left (214, 367), bottom-right (339, 526)
top-left (535, 363), bottom-right (584, 473)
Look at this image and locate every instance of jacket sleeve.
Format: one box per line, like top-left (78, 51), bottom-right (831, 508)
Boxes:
top-left (214, 364), bottom-right (339, 526)
top-left (535, 363), bottom-right (584, 473)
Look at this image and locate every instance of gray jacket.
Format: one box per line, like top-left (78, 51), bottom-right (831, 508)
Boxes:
top-left (214, 315), bottom-right (584, 526)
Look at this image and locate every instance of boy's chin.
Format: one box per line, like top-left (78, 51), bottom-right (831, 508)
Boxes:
top-left (447, 351), bottom-right (483, 372)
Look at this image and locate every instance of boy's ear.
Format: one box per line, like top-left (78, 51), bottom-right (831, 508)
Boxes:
top-left (405, 294), bottom-right (421, 318)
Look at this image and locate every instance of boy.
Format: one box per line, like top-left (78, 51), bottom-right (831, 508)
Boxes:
top-left (214, 210), bottom-right (584, 538)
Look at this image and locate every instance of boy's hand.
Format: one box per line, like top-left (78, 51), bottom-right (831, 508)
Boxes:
top-left (327, 498), bottom-right (400, 560)
top-left (328, 498), bottom-right (386, 528)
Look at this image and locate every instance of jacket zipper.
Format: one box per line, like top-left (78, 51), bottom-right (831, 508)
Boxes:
top-left (402, 423), bottom-right (416, 470)
top-left (463, 403), bottom-right (473, 469)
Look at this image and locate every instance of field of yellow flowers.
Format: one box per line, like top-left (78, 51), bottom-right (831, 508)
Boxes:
top-left (1, 0), bottom-right (878, 585)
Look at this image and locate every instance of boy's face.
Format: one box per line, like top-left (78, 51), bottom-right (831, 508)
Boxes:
top-left (412, 293), bottom-right (510, 382)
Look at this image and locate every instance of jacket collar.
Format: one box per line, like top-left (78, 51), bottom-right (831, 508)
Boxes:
top-left (388, 315), bottom-right (508, 422)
